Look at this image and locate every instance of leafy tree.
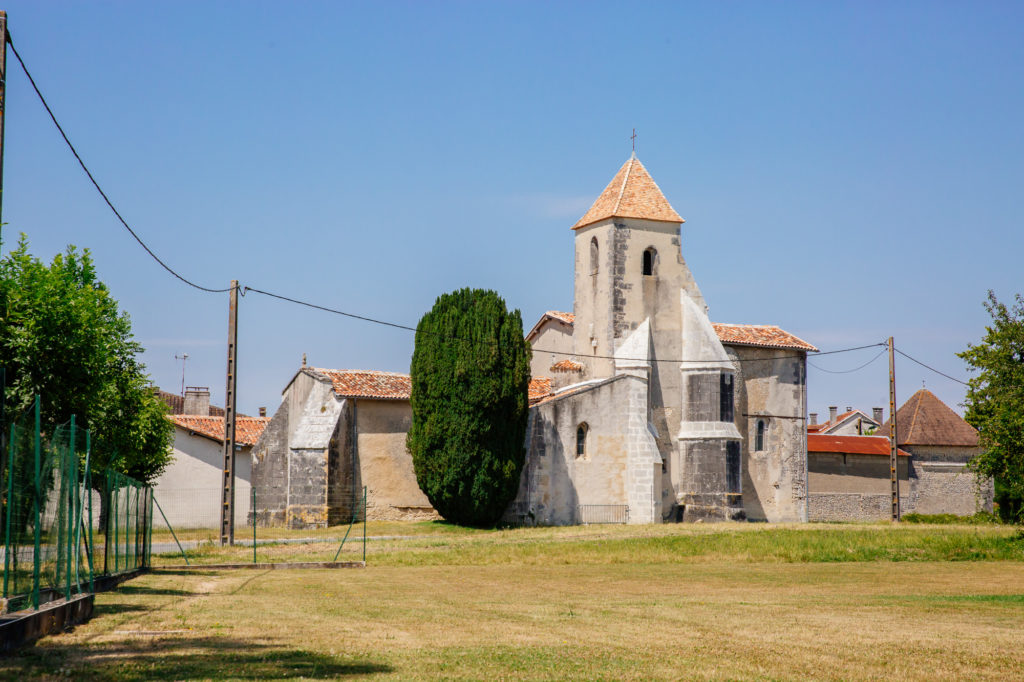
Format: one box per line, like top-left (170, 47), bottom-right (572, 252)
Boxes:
top-left (0, 235), bottom-right (173, 484)
top-left (407, 288), bottom-right (531, 526)
top-left (958, 291), bottom-right (1024, 523)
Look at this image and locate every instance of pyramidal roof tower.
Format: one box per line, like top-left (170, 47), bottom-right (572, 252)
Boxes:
top-left (572, 154), bottom-right (684, 230)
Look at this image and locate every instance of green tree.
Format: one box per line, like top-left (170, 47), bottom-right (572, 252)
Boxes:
top-left (958, 291), bottom-right (1024, 522)
top-left (407, 288), bottom-right (531, 526)
top-left (0, 235), bottom-right (173, 483)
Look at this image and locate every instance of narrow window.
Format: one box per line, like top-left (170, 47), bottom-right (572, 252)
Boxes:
top-left (589, 238), bottom-right (599, 275)
top-left (726, 441), bottom-right (741, 494)
top-left (642, 247), bottom-right (656, 276)
top-left (755, 420), bottom-right (765, 451)
top-left (576, 423), bottom-right (588, 459)
top-left (720, 373), bottom-right (734, 423)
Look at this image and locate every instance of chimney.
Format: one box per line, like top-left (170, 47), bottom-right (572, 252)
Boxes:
top-left (258, 407), bottom-right (267, 418)
top-left (809, 413), bottom-right (818, 425)
top-left (846, 406), bottom-right (852, 413)
top-left (828, 406), bottom-right (837, 424)
top-left (873, 407), bottom-right (884, 423)
top-left (183, 386), bottom-right (211, 415)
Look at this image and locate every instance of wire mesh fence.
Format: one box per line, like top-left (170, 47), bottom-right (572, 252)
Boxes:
top-left (150, 485), bottom-right (367, 565)
top-left (1, 395), bottom-right (153, 613)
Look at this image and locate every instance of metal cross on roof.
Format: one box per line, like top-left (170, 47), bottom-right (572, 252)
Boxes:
top-left (630, 128), bottom-right (637, 153)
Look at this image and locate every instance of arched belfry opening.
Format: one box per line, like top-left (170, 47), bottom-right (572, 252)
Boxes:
top-left (642, 247), bottom-right (657, 276)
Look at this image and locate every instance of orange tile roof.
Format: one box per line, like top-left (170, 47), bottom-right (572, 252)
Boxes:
top-left (876, 389), bottom-right (978, 447)
top-left (526, 311), bottom-right (575, 341)
top-left (712, 323), bottom-right (818, 352)
top-left (550, 359), bottom-right (584, 373)
top-left (528, 377), bottom-right (553, 404)
top-left (169, 415), bottom-right (270, 446)
top-left (310, 368), bottom-right (411, 400)
top-left (572, 156), bottom-right (684, 230)
top-left (546, 311), bottom-right (575, 325)
top-left (807, 434), bottom-right (910, 457)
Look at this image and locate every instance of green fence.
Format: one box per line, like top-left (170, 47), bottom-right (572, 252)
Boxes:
top-left (1, 395), bottom-right (153, 613)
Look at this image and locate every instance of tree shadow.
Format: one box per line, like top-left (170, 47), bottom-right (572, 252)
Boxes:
top-left (114, 585), bottom-right (194, 597)
top-left (0, 636), bottom-right (392, 680)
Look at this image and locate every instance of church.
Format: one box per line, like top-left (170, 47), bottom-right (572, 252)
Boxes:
top-left (250, 155), bottom-right (816, 526)
top-left (508, 154), bottom-right (815, 524)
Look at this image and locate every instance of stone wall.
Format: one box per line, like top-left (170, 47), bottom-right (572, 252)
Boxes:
top-left (250, 398), bottom-right (289, 525)
top-left (508, 375), bottom-right (654, 525)
top-left (353, 399), bottom-right (437, 521)
top-left (729, 345), bottom-right (808, 523)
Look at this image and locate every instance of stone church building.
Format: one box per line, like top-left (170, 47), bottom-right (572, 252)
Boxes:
top-left (250, 155), bottom-right (817, 526)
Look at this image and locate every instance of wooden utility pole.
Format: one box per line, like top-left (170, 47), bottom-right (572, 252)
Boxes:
top-left (0, 11), bottom-right (8, 245)
top-left (219, 281), bottom-right (239, 545)
top-left (888, 336), bottom-right (901, 521)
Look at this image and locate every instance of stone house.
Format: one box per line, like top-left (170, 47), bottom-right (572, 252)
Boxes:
top-left (250, 367), bottom-right (435, 527)
top-left (876, 389), bottom-right (993, 516)
top-left (806, 434), bottom-right (911, 520)
top-left (153, 387), bottom-right (269, 529)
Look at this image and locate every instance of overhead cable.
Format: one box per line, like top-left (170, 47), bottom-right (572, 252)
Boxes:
top-left (894, 348), bottom-right (969, 386)
top-left (808, 347), bottom-right (888, 374)
top-left (243, 282), bottom-right (884, 364)
top-left (6, 33), bottom-right (231, 293)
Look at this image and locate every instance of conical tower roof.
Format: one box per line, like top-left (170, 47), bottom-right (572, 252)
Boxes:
top-left (877, 389), bottom-right (978, 447)
top-left (572, 155), bottom-right (683, 230)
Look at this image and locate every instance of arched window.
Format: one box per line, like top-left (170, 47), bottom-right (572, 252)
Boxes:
top-left (755, 420), bottom-right (766, 451)
top-left (576, 423), bottom-right (589, 459)
top-left (642, 247), bottom-right (656, 276)
top-left (590, 238), bottom-right (599, 275)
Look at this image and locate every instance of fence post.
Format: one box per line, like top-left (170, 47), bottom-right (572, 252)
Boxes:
top-left (362, 486), bottom-right (366, 564)
top-left (85, 430), bottom-right (93, 594)
top-left (252, 487), bottom-right (256, 565)
top-left (32, 395), bottom-right (40, 610)
top-left (3, 423), bottom-right (13, 600)
top-left (65, 416), bottom-right (75, 599)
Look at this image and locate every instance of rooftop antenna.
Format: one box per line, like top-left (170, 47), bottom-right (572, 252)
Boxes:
top-left (630, 128), bottom-right (637, 157)
top-left (174, 353), bottom-right (189, 396)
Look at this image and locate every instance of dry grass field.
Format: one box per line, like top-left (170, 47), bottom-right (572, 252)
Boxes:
top-left (3, 522), bottom-right (1024, 680)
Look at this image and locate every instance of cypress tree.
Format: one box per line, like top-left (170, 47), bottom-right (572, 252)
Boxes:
top-left (407, 288), bottom-right (531, 526)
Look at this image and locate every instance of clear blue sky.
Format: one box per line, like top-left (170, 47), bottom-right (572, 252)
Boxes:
top-left (2, 1), bottom-right (1021, 418)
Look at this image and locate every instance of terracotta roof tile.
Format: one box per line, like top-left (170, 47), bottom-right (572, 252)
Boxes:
top-left (712, 323), bottom-right (818, 352)
top-left (310, 368), bottom-right (411, 400)
top-left (546, 311), bottom-right (575, 325)
top-left (572, 156), bottom-right (683, 230)
top-left (526, 311), bottom-right (575, 341)
top-left (528, 377), bottom-right (553, 404)
top-left (876, 389), bottom-right (978, 447)
top-left (550, 359), bottom-right (584, 373)
top-left (169, 415), bottom-right (270, 447)
top-left (807, 434), bottom-right (910, 457)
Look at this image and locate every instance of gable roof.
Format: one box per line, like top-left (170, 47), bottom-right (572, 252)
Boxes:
top-left (712, 324), bottom-right (818, 352)
top-left (526, 311), bottom-right (575, 342)
top-left (308, 368), bottom-right (412, 401)
top-left (810, 409), bottom-right (881, 435)
top-left (572, 156), bottom-right (683, 230)
top-left (551, 359), bottom-right (585, 373)
top-left (876, 389), bottom-right (978, 447)
top-left (169, 415), bottom-right (270, 447)
top-left (807, 434), bottom-right (910, 457)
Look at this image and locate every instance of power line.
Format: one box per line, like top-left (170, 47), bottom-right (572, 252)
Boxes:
top-left (243, 285), bottom-right (883, 365)
top-left (808, 347), bottom-right (887, 374)
top-left (894, 348), bottom-right (969, 386)
top-left (6, 32), bottom-right (230, 294)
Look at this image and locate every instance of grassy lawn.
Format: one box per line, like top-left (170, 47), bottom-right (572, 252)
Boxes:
top-left (3, 523), bottom-right (1024, 680)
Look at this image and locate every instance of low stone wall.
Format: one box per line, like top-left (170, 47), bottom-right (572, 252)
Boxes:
top-left (808, 492), bottom-right (911, 522)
